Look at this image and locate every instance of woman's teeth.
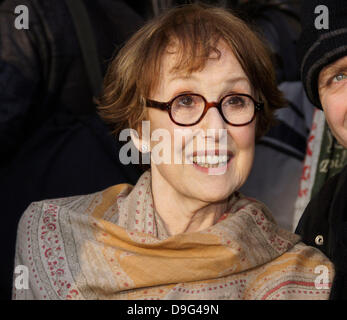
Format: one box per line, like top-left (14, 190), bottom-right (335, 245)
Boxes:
top-left (191, 155), bottom-right (230, 167)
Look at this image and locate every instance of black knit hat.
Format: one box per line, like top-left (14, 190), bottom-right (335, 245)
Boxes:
top-left (298, 0), bottom-right (347, 109)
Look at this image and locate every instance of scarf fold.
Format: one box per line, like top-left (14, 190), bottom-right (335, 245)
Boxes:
top-left (14, 170), bottom-right (334, 300)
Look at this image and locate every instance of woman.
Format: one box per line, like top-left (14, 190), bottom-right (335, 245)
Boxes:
top-left (13, 4), bottom-right (333, 300)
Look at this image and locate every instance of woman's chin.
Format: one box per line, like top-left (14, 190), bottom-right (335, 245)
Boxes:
top-left (193, 185), bottom-right (236, 203)
top-left (190, 170), bottom-right (246, 202)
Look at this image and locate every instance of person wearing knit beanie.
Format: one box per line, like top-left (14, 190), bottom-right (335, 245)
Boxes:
top-left (299, 0), bottom-right (347, 109)
top-left (295, 0), bottom-right (347, 300)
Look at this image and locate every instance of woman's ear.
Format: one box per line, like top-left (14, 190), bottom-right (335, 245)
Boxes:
top-left (130, 122), bottom-right (151, 153)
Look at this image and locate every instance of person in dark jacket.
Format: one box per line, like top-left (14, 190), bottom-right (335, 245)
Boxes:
top-left (0, 0), bottom-right (143, 300)
top-left (295, 0), bottom-right (347, 299)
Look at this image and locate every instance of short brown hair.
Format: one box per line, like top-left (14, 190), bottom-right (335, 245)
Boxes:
top-left (97, 3), bottom-right (284, 140)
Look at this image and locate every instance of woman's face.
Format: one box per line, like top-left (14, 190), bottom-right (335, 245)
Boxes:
top-left (147, 42), bottom-right (256, 203)
top-left (319, 55), bottom-right (347, 148)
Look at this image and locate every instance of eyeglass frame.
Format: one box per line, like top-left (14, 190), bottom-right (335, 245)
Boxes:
top-left (146, 93), bottom-right (264, 127)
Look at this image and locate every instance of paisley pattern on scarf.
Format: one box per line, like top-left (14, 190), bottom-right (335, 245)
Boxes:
top-left (13, 171), bottom-right (334, 300)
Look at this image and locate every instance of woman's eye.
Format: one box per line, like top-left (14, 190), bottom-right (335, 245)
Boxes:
top-left (226, 96), bottom-right (244, 106)
top-left (178, 95), bottom-right (194, 106)
top-left (333, 73), bottom-right (347, 83)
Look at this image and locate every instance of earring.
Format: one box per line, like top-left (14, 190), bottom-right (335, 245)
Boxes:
top-left (141, 144), bottom-right (149, 153)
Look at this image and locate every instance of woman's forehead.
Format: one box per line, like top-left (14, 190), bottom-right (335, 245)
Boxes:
top-left (160, 41), bottom-right (246, 80)
top-left (147, 39), bottom-right (254, 98)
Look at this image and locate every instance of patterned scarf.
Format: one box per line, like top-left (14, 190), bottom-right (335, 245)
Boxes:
top-left (14, 171), bottom-right (334, 300)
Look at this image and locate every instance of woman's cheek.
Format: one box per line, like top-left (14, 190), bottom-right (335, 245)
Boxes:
top-left (228, 124), bottom-right (256, 150)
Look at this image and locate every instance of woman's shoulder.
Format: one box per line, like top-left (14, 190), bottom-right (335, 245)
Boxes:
top-left (20, 192), bottom-right (101, 220)
top-left (13, 183), bottom-right (134, 299)
top-left (250, 242), bottom-right (335, 299)
top-left (25, 184), bottom-right (132, 213)
top-left (235, 192), bottom-right (334, 270)
top-left (277, 241), bottom-right (334, 287)
top-left (286, 241), bottom-right (334, 266)
top-left (18, 183), bottom-right (134, 226)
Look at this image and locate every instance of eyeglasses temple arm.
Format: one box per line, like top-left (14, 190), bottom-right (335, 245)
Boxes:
top-left (146, 99), bottom-right (169, 111)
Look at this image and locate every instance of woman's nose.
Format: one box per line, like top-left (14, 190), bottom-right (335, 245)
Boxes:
top-left (197, 107), bottom-right (228, 148)
top-left (200, 106), bottom-right (227, 130)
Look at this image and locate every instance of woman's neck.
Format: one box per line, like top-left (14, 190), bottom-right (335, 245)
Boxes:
top-left (151, 167), bottom-right (229, 236)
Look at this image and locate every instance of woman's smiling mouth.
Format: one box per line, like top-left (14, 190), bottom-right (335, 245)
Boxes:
top-left (188, 150), bottom-right (233, 174)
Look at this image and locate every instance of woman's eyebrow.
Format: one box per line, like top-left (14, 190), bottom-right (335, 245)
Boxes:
top-left (224, 76), bottom-right (250, 86)
top-left (168, 74), bottom-right (194, 82)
